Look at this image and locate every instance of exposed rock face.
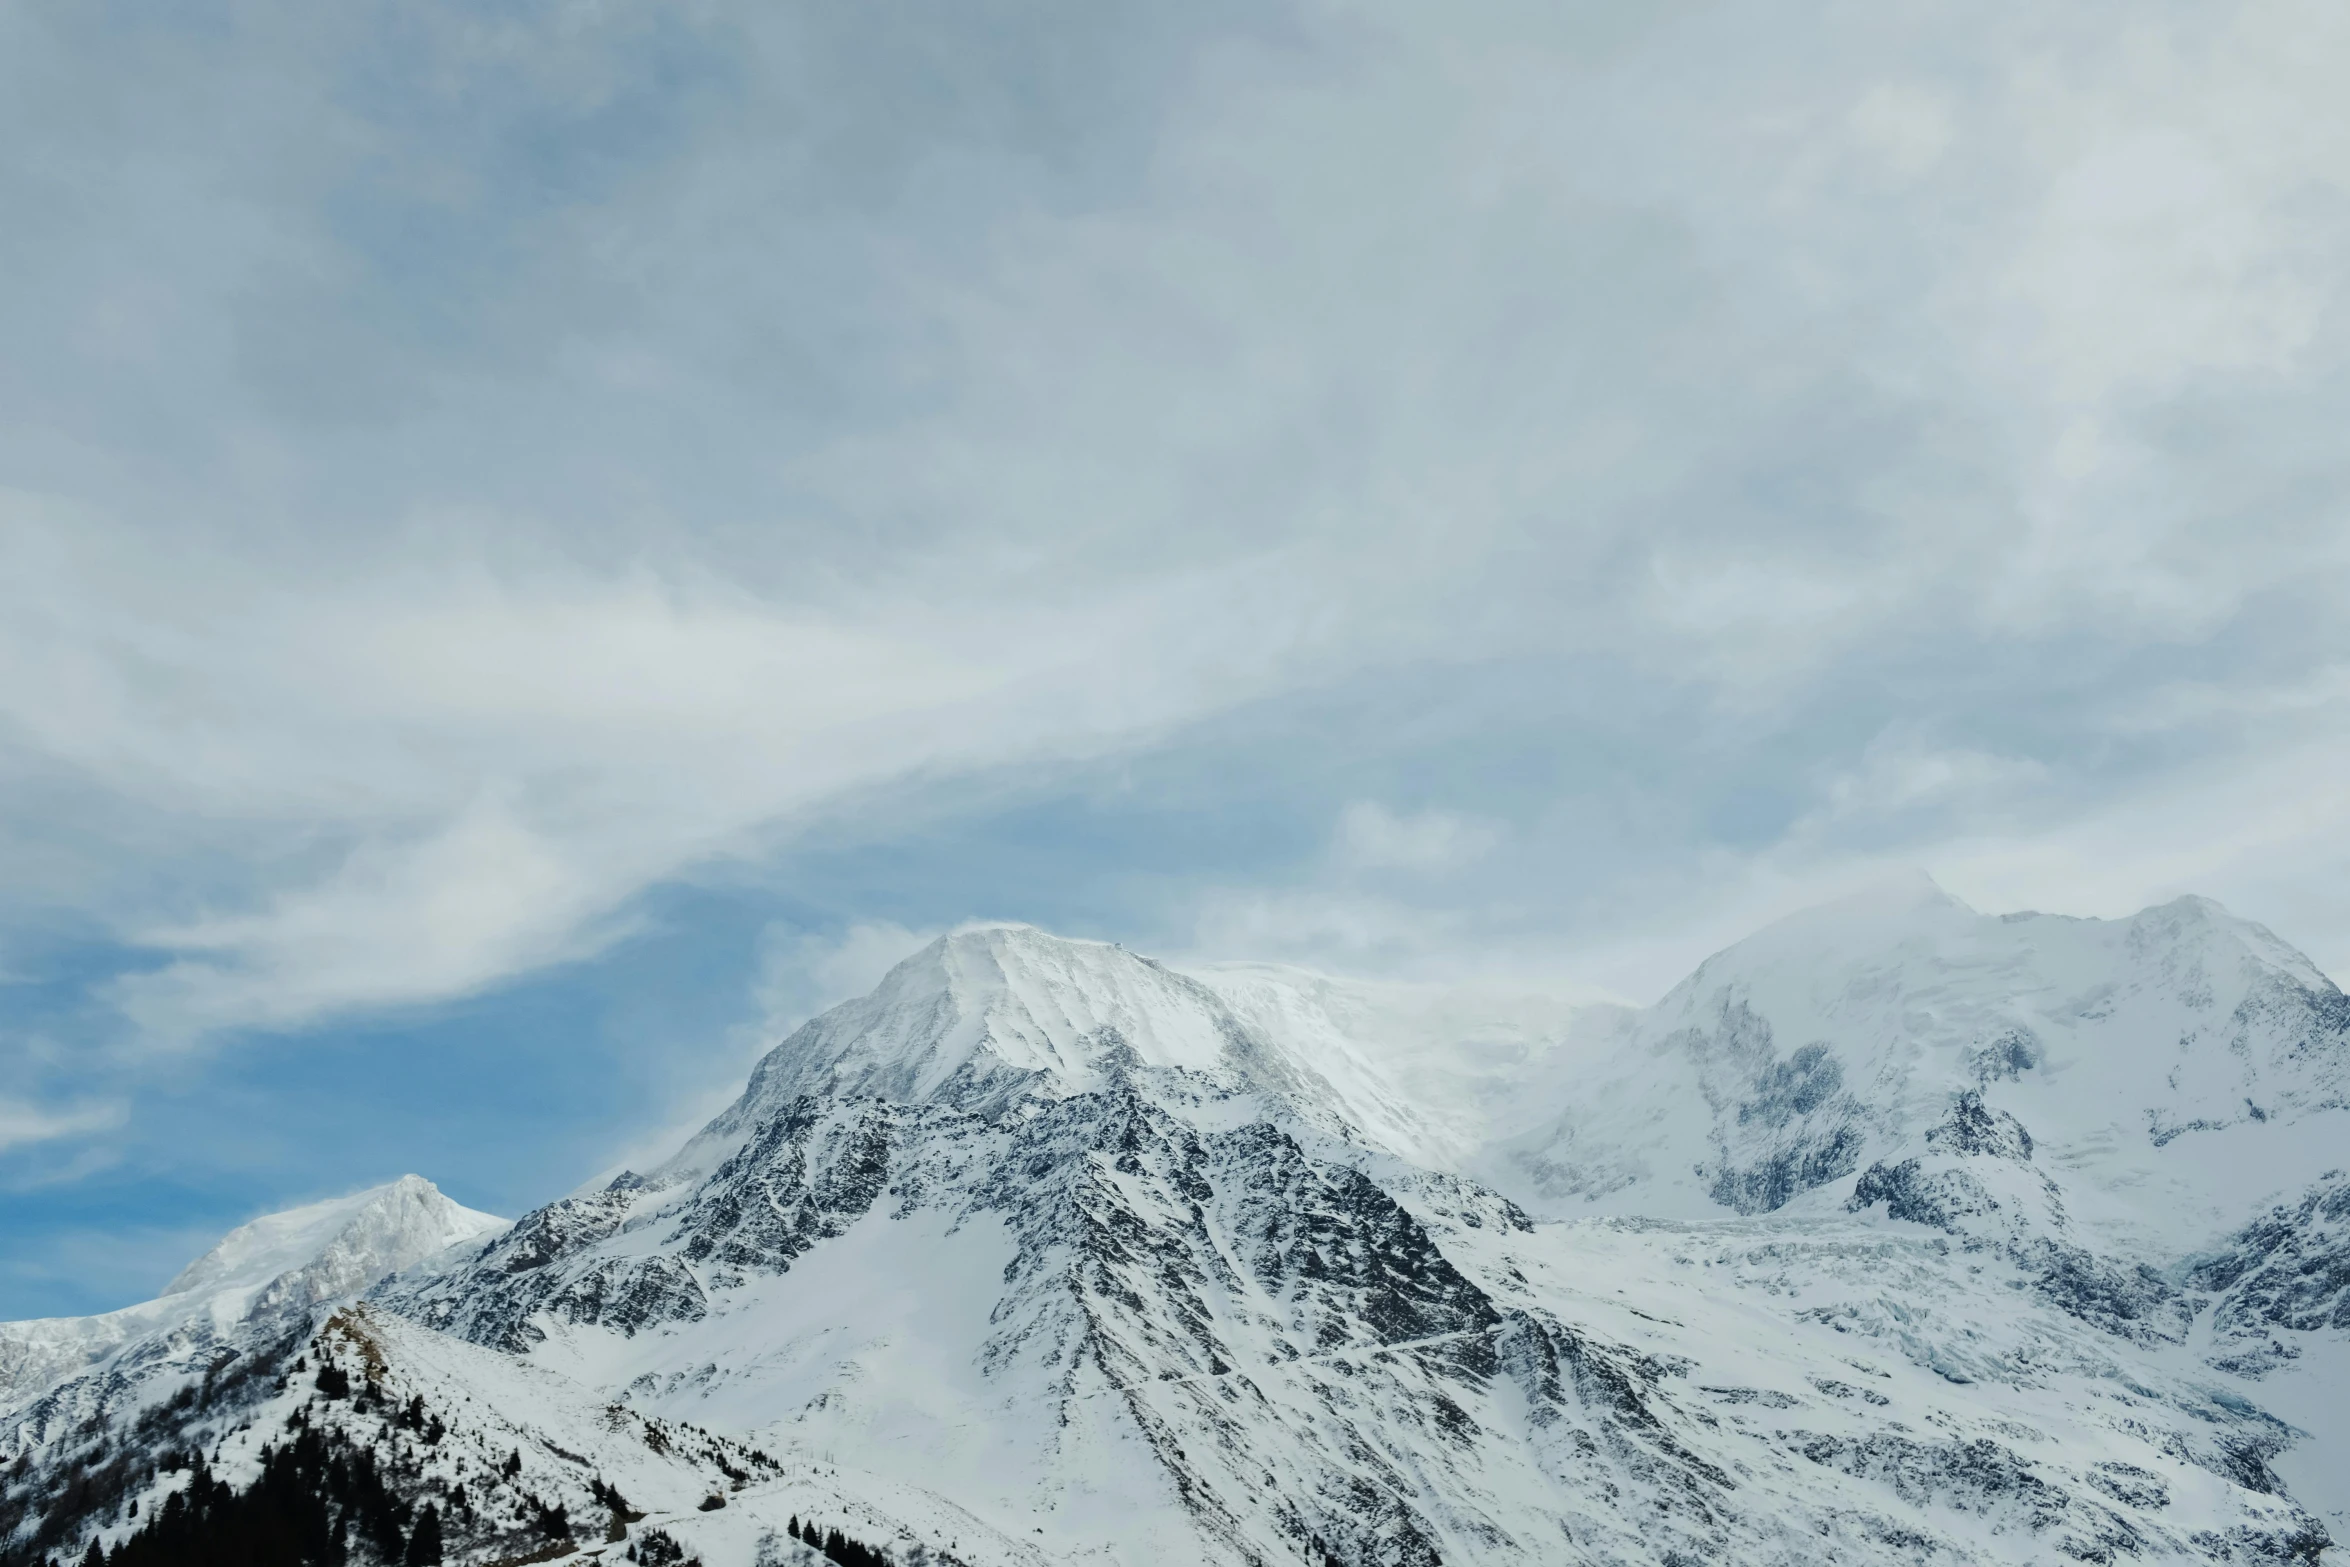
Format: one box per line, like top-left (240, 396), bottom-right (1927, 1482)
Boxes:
top-left (1925, 1091), bottom-right (2035, 1160)
top-left (1703, 1031), bottom-right (1872, 1215)
top-left (1847, 1091), bottom-right (2044, 1232)
top-left (2191, 1171), bottom-right (2350, 1378)
top-left (1847, 1093), bottom-right (2196, 1344)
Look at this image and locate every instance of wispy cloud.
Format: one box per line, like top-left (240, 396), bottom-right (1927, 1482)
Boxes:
top-left (1333, 804), bottom-right (1501, 874)
top-left (2, 520), bottom-right (1320, 1044)
top-left (0, 1097), bottom-right (125, 1156)
top-left (751, 919), bottom-right (941, 1038)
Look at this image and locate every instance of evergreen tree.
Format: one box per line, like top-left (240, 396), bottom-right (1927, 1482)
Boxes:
top-left (86, 1425), bottom-right (435, 1567)
top-left (403, 1504), bottom-right (442, 1566)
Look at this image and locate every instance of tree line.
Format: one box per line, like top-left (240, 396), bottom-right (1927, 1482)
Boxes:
top-left (48, 1429), bottom-right (441, 1567)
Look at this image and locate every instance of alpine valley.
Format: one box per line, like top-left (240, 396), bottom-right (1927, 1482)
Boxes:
top-left (6, 878), bottom-right (2346, 1566)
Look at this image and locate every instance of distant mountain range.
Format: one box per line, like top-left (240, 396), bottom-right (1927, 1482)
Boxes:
top-left (5, 879), bottom-right (2344, 1565)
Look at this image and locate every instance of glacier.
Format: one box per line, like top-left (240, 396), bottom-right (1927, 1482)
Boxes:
top-left (4, 885), bottom-right (2345, 1565)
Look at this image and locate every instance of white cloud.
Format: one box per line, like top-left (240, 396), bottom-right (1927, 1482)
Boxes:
top-left (574, 917), bottom-right (941, 1189)
top-left (1995, 16), bottom-right (2345, 416)
top-left (0, 506), bottom-right (1322, 1043)
top-left (751, 919), bottom-right (937, 1037)
top-left (1805, 731), bottom-right (2053, 831)
top-left (1333, 803), bottom-right (1501, 873)
top-left (1848, 84), bottom-right (1956, 180)
top-left (1927, 728), bottom-right (2350, 983)
top-left (1187, 888), bottom-right (1474, 976)
top-left (109, 796), bottom-right (620, 1043)
top-left (0, 1097), bottom-right (124, 1155)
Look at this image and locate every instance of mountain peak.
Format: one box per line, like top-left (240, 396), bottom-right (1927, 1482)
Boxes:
top-left (917, 921), bottom-right (1152, 998)
top-left (0, 1174), bottom-right (503, 1415)
top-left (1504, 881), bottom-right (2350, 1236)
top-left (705, 923), bottom-right (1243, 1140)
top-left (1819, 866), bottom-right (1968, 915)
top-left (1694, 870), bottom-right (1971, 971)
top-left (163, 1174), bottom-right (503, 1302)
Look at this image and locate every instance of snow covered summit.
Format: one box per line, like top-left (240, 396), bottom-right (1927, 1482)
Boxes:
top-left (737, 924), bottom-right (1239, 1111)
top-left (162, 1174), bottom-right (506, 1309)
top-left (1500, 877), bottom-right (2350, 1240)
top-left (670, 924), bottom-right (1419, 1179)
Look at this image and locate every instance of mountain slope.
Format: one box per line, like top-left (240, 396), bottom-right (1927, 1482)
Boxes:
top-left (369, 1075), bottom-right (2330, 1564)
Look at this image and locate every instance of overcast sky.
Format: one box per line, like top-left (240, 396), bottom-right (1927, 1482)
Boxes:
top-left (5, 0), bottom-right (2349, 1316)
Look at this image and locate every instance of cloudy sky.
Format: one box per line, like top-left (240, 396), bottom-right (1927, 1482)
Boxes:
top-left (4, 0), bottom-right (2348, 1316)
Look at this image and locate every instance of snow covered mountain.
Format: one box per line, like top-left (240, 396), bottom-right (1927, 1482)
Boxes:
top-left (5, 890), bottom-right (2346, 1566)
top-left (0, 1176), bottom-right (502, 1424)
top-left (1498, 876), bottom-right (2349, 1234)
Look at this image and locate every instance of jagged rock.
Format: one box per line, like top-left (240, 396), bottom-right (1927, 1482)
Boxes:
top-left (1925, 1091), bottom-right (2034, 1160)
top-left (2190, 1171), bottom-right (2350, 1380)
